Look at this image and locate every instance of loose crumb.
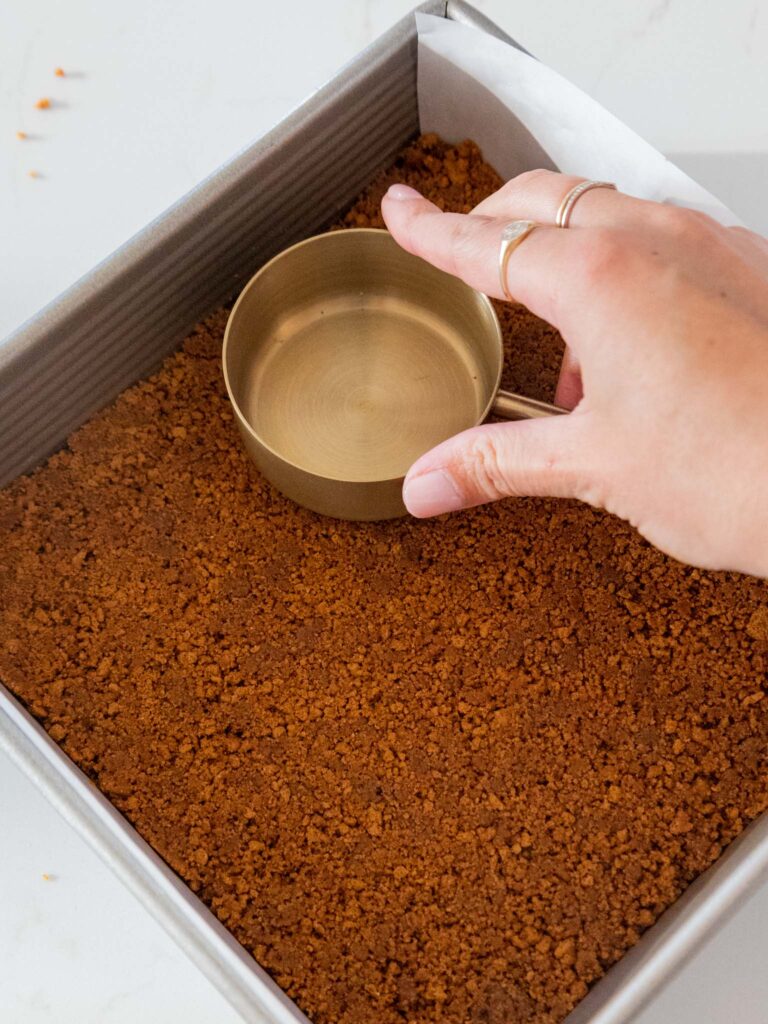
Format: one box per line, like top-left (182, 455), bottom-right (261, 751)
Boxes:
top-left (54, 67), bottom-right (65, 77)
top-left (35, 98), bottom-right (51, 110)
top-left (42, 873), bottom-right (53, 881)
top-left (16, 130), bottom-right (27, 140)
top-left (27, 170), bottom-right (39, 179)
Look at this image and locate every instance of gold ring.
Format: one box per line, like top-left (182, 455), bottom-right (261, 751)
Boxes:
top-left (556, 180), bottom-right (617, 228)
top-left (499, 220), bottom-right (538, 301)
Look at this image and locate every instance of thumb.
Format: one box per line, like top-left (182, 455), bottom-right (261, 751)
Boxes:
top-left (402, 415), bottom-right (594, 517)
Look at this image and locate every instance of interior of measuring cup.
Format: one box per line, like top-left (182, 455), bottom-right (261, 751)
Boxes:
top-left (226, 230), bottom-right (502, 483)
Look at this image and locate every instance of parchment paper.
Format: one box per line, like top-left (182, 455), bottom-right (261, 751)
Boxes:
top-left (417, 14), bottom-right (739, 226)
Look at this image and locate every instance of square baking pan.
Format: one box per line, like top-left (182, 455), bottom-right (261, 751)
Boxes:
top-left (1, 3), bottom-right (767, 1022)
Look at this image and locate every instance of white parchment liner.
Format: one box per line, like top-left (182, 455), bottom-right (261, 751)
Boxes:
top-left (417, 14), bottom-right (739, 225)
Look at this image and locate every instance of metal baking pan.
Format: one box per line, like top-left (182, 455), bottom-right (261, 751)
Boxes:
top-left (1, 3), bottom-right (767, 1021)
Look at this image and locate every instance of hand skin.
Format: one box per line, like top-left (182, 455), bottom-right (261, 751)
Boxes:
top-left (381, 171), bottom-right (768, 578)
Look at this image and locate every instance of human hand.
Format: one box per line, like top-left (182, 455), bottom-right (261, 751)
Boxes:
top-left (382, 172), bottom-right (768, 577)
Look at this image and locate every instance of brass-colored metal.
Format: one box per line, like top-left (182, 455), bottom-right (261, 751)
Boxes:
top-left (223, 229), bottom-right (564, 521)
top-left (555, 180), bottom-right (617, 228)
top-left (498, 220), bottom-right (538, 301)
top-left (492, 390), bottom-right (565, 419)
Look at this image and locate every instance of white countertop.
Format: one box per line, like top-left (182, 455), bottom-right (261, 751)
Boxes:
top-left (2, 0), bottom-right (767, 345)
top-left (1, 1), bottom-right (767, 1021)
top-left (0, 749), bottom-right (242, 1023)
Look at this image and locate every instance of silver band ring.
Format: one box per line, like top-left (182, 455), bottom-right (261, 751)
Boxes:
top-left (499, 220), bottom-right (538, 301)
top-left (556, 180), bottom-right (617, 228)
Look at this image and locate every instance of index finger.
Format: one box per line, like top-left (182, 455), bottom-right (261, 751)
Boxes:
top-left (382, 183), bottom-right (586, 332)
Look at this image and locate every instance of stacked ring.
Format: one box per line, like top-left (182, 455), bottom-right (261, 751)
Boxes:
top-left (497, 181), bottom-right (618, 301)
top-left (555, 180), bottom-right (617, 228)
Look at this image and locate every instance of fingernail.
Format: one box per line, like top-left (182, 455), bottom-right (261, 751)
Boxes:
top-left (385, 183), bottom-right (423, 201)
top-left (403, 469), bottom-right (464, 517)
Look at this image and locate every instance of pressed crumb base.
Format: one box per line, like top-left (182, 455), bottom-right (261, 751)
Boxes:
top-left (1, 136), bottom-right (767, 1024)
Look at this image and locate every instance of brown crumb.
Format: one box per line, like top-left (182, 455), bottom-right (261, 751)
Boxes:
top-left (16, 130), bottom-right (27, 140)
top-left (42, 873), bottom-right (52, 881)
top-left (54, 67), bottom-right (65, 77)
top-left (747, 607), bottom-right (768, 641)
top-left (27, 170), bottom-right (39, 179)
top-left (0, 134), bottom-right (766, 1024)
top-left (35, 98), bottom-right (51, 110)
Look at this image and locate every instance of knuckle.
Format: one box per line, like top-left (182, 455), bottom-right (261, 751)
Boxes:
top-left (574, 228), bottom-right (628, 287)
top-left (729, 224), bottom-right (768, 250)
top-left (455, 427), bottom-right (556, 501)
top-left (509, 168), bottom-right (558, 193)
top-left (457, 431), bottom-right (513, 501)
top-left (653, 204), bottom-right (720, 244)
top-left (447, 418), bottom-right (604, 505)
top-left (446, 216), bottom-right (483, 279)
top-left (446, 217), bottom-right (470, 273)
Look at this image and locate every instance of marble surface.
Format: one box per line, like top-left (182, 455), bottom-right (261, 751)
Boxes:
top-left (1, 1), bottom-right (767, 1021)
top-left (1, 0), bottom-right (767, 342)
top-left (0, 749), bottom-right (240, 1022)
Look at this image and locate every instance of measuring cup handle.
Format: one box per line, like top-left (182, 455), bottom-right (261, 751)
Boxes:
top-left (492, 389), bottom-right (566, 420)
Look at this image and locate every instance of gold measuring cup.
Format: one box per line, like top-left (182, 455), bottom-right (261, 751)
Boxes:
top-left (223, 229), bottom-right (563, 520)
